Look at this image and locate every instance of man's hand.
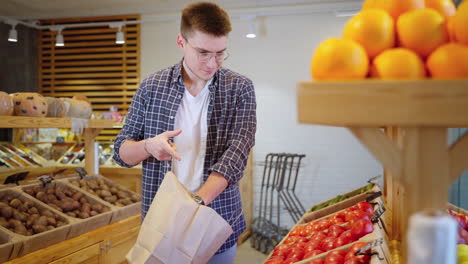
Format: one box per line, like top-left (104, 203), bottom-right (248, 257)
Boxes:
top-left (145, 129), bottom-right (182, 161)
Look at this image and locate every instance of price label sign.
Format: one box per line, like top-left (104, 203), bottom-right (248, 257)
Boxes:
top-left (371, 204), bottom-right (386, 223)
top-left (74, 167), bottom-right (87, 178)
top-left (37, 175), bottom-right (53, 187)
top-left (356, 238), bottom-right (384, 255)
top-left (366, 191), bottom-right (382, 202)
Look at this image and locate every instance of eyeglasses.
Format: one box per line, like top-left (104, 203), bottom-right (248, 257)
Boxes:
top-left (184, 39), bottom-right (229, 63)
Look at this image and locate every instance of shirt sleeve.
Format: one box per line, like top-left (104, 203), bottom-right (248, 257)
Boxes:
top-left (113, 83), bottom-right (147, 168)
top-left (209, 78), bottom-right (257, 186)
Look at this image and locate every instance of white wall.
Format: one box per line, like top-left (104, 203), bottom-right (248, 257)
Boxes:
top-left (141, 12), bottom-right (382, 228)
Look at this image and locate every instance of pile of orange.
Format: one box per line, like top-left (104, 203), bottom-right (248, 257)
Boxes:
top-left (311, 0), bottom-right (468, 80)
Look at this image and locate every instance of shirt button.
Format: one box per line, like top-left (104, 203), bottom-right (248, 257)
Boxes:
top-left (170, 116), bottom-right (174, 119)
top-left (178, 95), bottom-right (182, 98)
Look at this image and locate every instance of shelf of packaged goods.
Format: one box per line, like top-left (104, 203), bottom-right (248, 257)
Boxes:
top-left (297, 79), bottom-right (468, 261)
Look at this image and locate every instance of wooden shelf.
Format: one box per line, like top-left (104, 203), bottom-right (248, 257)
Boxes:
top-left (297, 80), bottom-right (468, 262)
top-left (297, 80), bottom-right (468, 127)
top-left (0, 116), bottom-right (114, 129)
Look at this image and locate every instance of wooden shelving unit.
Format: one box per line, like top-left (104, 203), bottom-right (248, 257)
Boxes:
top-left (0, 117), bottom-right (114, 174)
top-left (297, 80), bottom-right (468, 263)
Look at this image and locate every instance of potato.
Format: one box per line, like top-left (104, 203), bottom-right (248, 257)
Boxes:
top-left (110, 187), bottom-right (118, 194)
top-left (71, 201), bottom-right (80, 210)
top-left (34, 216), bottom-right (48, 226)
top-left (117, 191), bottom-right (128, 199)
top-left (9, 198), bottom-right (22, 209)
top-left (67, 212), bottom-right (76, 217)
top-left (79, 197), bottom-right (87, 204)
top-left (131, 194), bottom-right (141, 202)
top-left (0, 217), bottom-right (8, 228)
top-left (23, 201), bottom-right (33, 209)
top-left (90, 211), bottom-right (98, 217)
top-left (55, 189), bottom-right (67, 200)
top-left (40, 209), bottom-right (54, 218)
top-left (13, 210), bottom-right (26, 222)
top-left (35, 192), bottom-right (46, 201)
top-left (47, 225), bottom-right (55, 231)
top-left (45, 188), bottom-right (55, 195)
top-left (46, 217), bottom-right (56, 226)
top-left (56, 221), bottom-right (66, 227)
top-left (28, 207), bottom-right (39, 215)
top-left (26, 214), bottom-right (40, 228)
top-left (91, 204), bottom-right (103, 213)
top-left (32, 186), bottom-right (41, 193)
top-left (100, 190), bottom-right (112, 198)
top-left (32, 224), bottom-right (47, 234)
top-left (72, 191), bottom-right (83, 201)
top-left (78, 212), bottom-right (90, 219)
top-left (49, 204), bottom-right (63, 212)
top-left (81, 203), bottom-right (91, 214)
top-left (60, 201), bottom-right (74, 212)
top-left (0, 206), bottom-right (13, 218)
top-left (104, 195), bottom-right (117, 203)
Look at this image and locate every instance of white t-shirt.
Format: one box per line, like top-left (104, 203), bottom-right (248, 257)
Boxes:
top-left (173, 79), bottom-right (211, 192)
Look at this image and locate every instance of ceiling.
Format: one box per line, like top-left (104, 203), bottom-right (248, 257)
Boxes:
top-left (1, 0), bottom-right (363, 20)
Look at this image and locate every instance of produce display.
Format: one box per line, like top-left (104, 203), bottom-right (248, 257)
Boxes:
top-left (264, 201), bottom-right (378, 264)
top-left (311, 0), bottom-right (468, 80)
top-left (22, 183), bottom-right (110, 219)
top-left (0, 143), bottom-right (42, 169)
top-left (70, 178), bottom-right (141, 207)
top-left (0, 190), bottom-right (68, 236)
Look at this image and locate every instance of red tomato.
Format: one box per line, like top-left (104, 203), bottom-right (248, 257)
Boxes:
top-left (320, 236), bottom-right (337, 251)
top-left (317, 218), bottom-right (332, 231)
top-left (325, 253), bottom-right (345, 264)
top-left (334, 230), bottom-right (355, 248)
top-left (283, 257), bottom-right (301, 264)
top-left (272, 248), bottom-right (290, 258)
top-left (264, 256), bottom-right (284, 264)
top-left (328, 225), bottom-right (346, 238)
top-left (304, 241), bottom-right (321, 254)
top-left (326, 250), bottom-right (347, 259)
top-left (285, 235), bottom-right (302, 244)
top-left (309, 259), bottom-right (325, 264)
top-left (290, 225), bottom-right (306, 236)
top-left (287, 247), bottom-right (305, 260)
top-left (356, 202), bottom-right (374, 213)
top-left (344, 257), bottom-right (368, 264)
top-left (304, 249), bottom-right (325, 259)
top-left (350, 219), bottom-right (374, 240)
top-left (310, 231), bottom-right (328, 243)
top-left (345, 242), bottom-right (371, 263)
top-left (346, 210), bottom-right (372, 225)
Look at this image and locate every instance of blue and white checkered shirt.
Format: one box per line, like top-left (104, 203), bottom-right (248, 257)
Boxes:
top-left (113, 60), bottom-right (257, 253)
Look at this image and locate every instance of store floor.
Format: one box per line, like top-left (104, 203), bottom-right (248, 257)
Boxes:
top-left (234, 239), bottom-right (267, 264)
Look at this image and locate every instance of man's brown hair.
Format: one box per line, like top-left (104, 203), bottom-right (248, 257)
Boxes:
top-left (181, 2), bottom-right (232, 38)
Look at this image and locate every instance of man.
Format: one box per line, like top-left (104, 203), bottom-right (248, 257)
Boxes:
top-left (113, 2), bottom-right (256, 263)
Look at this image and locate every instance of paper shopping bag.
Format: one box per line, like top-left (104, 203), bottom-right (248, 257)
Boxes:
top-left (126, 171), bottom-right (234, 264)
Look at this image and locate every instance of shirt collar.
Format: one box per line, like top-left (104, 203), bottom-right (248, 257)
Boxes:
top-left (172, 58), bottom-right (223, 92)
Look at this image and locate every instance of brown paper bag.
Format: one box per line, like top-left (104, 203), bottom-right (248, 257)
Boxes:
top-left (126, 171), bottom-right (234, 264)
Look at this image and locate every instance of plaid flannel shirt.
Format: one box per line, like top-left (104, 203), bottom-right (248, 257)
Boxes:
top-left (113, 61), bottom-right (256, 254)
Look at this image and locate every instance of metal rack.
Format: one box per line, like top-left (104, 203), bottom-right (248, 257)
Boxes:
top-left (251, 153), bottom-right (306, 254)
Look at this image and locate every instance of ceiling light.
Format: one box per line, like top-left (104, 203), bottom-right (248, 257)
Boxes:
top-left (8, 26), bottom-right (17, 42)
top-left (109, 23), bottom-right (125, 44)
top-left (55, 28), bottom-right (64, 47)
top-left (245, 17), bottom-right (257, 39)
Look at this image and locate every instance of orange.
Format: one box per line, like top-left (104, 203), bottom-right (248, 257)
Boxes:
top-left (446, 15), bottom-right (457, 41)
top-left (425, 0), bottom-right (456, 17)
top-left (427, 43), bottom-right (468, 78)
top-left (311, 38), bottom-right (369, 80)
top-left (362, 0), bottom-right (425, 19)
top-left (397, 8), bottom-right (449, 58)
top-left (371, 48), bottom-right (426, 79)
top-left (453, 0), bottom-right (468, 45)
top-left (343, 9), bottom-right (395, 58)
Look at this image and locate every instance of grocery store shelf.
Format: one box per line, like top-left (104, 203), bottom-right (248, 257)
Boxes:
top-left (0, 116), bottom-right (114, 129)
top-left (297, 80), bottom-right (468, 127)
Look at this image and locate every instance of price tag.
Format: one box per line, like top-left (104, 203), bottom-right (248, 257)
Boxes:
top-left (37, 175), bottom-right (53, 187)
top-left (366, 191), bottom-right (382, 202)
top-left (356, 238), bottom-right (384, 255)
top-left (74, 167), bottom-right (87, 179)
top-left (3, 172), bottom-right (28, 185)
top-left (371, 204), bottom-right (386, 223)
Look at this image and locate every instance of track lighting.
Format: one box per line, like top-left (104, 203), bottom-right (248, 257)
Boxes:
top-left (55, 28), bottom-right (64, 47)
top-left (7, 21), bottom-right (18, 42)
top-left (110, 23), bottom-right (125, 44)
top-left (246, 21), bottom-right (256, 39)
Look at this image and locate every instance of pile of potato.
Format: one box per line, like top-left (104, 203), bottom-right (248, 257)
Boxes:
top-left (0, 194), bottom-right (67, 236)
top-left (23, 185), bottom-right (110, 219)
top-left (71, 178), bottom-right (141, 207)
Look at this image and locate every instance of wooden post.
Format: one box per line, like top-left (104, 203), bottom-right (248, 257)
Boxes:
top-left (83, 128), bottom-right (102, 175)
